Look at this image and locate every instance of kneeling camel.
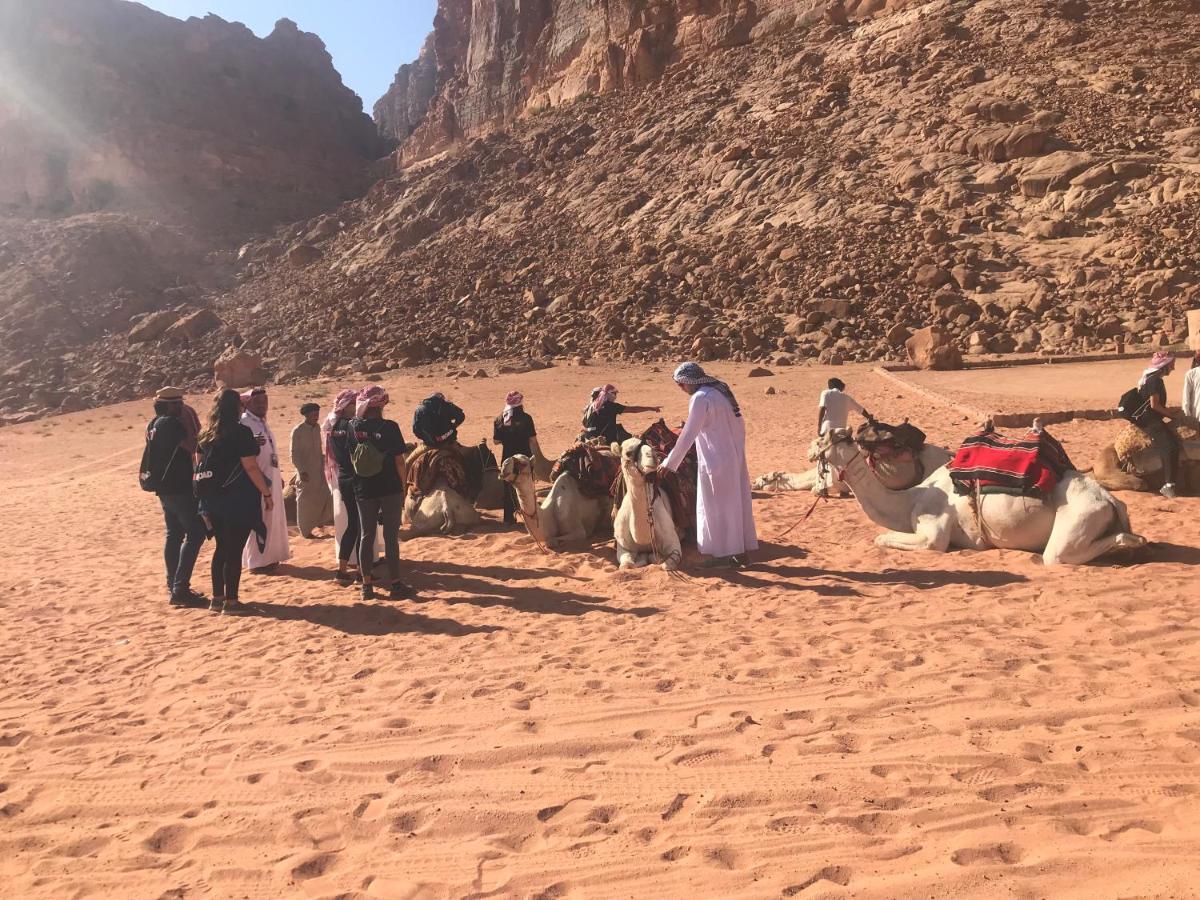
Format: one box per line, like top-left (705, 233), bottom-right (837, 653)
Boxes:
top-left (815, 428), bottom-right (1146, 566)
top-left (499, 454), bottom-right (610, 548)
top-left (613, 437), bottom-right (682, 570)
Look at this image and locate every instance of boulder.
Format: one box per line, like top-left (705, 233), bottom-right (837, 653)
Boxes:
top-left (960, 125), bottom-right (1049, 163)
top-left (214, 348), bottom-right (268, 389)
top-left (164, 308), bottom-right (222, 342)
top-left (915, 265), bottom-right (955, 289)
top-left (287, 243), bottom-right (323, 267)
top-left (1017, 151), bottom-right (1098, 197)
top-left (747, 366), bottom-right (774, 377)
top-left (128, 309), bottom-right (178, 343)
top-left (906, 326), bottom-right (963, 370)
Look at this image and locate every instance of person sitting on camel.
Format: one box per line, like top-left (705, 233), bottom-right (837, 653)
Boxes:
top-left (579, 384), bottom-right (660, 445)
top-left (413, 392), bottom-right (465, 449)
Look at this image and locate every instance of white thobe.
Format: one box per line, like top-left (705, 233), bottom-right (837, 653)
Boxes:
top-left (663, 385), bottom-right (759, 558)
top-left (1182, 367), bottom-right (1200, 420)
top-left (241, 410), bottom-right (291, 568)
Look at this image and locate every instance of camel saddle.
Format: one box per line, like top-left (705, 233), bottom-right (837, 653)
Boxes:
top-left (406, 444), bottom-right (470, 499)
top-left (609, 419), bottom-right (698, 538)
top-left (551, 440), bottom-right (621, 499)
top-left (1114, 418), bottom-right (1200, 472)
top-left (948, 425), bottom-right (1073, 499)
top-left (856, 417), bottom-right (926, 457)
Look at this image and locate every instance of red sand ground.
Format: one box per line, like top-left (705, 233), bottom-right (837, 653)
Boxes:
top-left (1, 360), bottom-right (1198, 898)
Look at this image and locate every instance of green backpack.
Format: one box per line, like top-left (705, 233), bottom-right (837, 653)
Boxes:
top-left (352, 439), bottom-right (385, 478)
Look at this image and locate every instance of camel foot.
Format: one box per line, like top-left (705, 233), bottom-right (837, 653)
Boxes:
top-left (1114, 533), bottom-right (1148, 550)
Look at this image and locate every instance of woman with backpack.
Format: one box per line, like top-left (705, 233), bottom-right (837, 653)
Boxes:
top-left (349, 385), bottom-right (413, 601)
top-left (195, 389), bottom-right (273, 614)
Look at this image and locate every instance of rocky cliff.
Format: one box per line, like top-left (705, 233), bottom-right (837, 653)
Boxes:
top-left (0, 0), bottom-right (384, 233)
top-left (0, 0), bottom-right (390, 415)
top-left (4, 0), bottom-right (1200, 422)
top-left (373, 1), bottom-right (923, 160)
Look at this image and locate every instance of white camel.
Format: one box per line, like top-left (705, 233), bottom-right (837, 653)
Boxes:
top-left (815, 428), bottom-right (1146, 566)
top-left (757, 439), bottom-right (952, 494)
top-left (499, 454), bottom-right (610, 548)
top-left (613, 437), bottom-right (682, 570)
top-left (404, 483), bottom-right (482, 535)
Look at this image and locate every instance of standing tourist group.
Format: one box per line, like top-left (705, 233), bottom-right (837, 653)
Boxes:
top-left (141, 363), bottom-right (759, 613)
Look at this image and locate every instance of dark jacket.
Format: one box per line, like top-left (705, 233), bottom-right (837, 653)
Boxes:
top-left (413, 396), bottom-right (465, 446)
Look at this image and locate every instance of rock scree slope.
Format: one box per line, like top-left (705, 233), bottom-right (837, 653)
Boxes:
top-left (2, 0), bottom-right (1199, 422)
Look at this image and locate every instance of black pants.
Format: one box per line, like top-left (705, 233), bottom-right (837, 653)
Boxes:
top-left (159, 492), bottom-right (206, 594)
top-left (358, 493), bottom-right (402, 583)
top-left (1145, 419), bottom-right (1179, 483)
top-left (338, 477), bottom-right (361, 562)
top-left (210, 516), bottom-right (252, 601)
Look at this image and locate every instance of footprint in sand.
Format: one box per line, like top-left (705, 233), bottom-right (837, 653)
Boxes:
top-left (783, 865), bottom-right (852, 895)
top-left (950, 842), bottom-right (1023, 866)
top-left (1101, 819), bottom-right (1163, 841)
top-left (143, 824), bottom-right (192, 855)
top-left (293, 759), bottom-right (321, 773)
top-left (291, 851), bottom-right (339, 880)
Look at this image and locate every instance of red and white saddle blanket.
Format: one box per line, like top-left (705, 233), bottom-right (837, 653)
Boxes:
top-left (948, 427), bottom-right (1074, 499)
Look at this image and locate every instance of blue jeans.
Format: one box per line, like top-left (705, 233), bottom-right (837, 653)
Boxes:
top-left (159, 493), bottom-right (207, 594)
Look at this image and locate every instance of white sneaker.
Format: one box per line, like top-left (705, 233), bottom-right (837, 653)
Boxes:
top-left (1160, 483), bottom-right (1178, 499)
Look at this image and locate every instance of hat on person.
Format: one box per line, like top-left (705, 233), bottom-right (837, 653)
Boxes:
top-left (155, 387), bottom-right (184, 401)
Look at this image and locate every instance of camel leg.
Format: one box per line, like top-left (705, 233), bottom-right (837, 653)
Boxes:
top-left (874, 513), bottom-right (951, 553)
top-left (1042, 500), bottom-right (1146, 566)
top-left (616, 543), bottom-right (638, 569)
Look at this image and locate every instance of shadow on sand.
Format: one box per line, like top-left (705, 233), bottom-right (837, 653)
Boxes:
top-left (235, 601), bottom-right (500, 637)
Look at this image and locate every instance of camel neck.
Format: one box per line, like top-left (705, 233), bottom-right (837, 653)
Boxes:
top-left (834, 447), bottom-right (915, 532)
top-left (623, 465), bottom-right (655, 547)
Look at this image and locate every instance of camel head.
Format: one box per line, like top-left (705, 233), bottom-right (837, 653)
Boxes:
top-left (618, 436), bottom-right (659, 478)
top-left (813, 427), bottom-right (858, 468)
top-left (499, 454), bottom-right (532, 484)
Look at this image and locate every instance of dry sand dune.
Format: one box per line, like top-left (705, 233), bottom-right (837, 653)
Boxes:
top-left (2, 362), bottom-right (1199, 899)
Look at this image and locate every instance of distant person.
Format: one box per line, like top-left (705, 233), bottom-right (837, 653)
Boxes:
top-left (1131, 351), bottom-right (1180, 499)
top-left (291, 402), bottom-right (332, 538)
top-left (240, 387), bottom-right (290, 572)
top-left (195, 389), bottom-right (273, 615)
top-left (493, 390), bottom-right (543, 524)
top-left (1181, 352), bottom-right (1200, 421)
top-left (349, 385), bottom-right (412, 600)
top-left (817, 378), bottom-right (868, 497)
top-left (817, 378), bottom-right (867, 436)
top-left (140, 386), bottom-right (207, 607)
top-left (661, 363), bottom-right (758, 568)
top-left (413, 392), bottom-right (465, 448)
top-left (580, 384), bottom-right (660, 445)
top-left (323, 388), bottom-right (371, 584)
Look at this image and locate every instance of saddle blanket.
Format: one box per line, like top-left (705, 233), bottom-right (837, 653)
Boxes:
top-left (551, 441), bottom-right (621, 499)
top-left (948, 427), bottom-right (1074, 499)
top-left (406, 444), bottom-right (469, 498)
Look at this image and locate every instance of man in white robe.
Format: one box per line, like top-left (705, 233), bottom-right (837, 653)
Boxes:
top-left (661, 362), bottom-right (758, 567)
top-left (241, 388), bottom-right (291, 572)
top-left (1182, 352), bottom-right (1200, 421)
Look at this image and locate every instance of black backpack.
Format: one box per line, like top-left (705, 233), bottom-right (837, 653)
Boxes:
top-left (193, 441), bottom-right (243, 499)
top-left (139, 417), bottom-right (180, 493)
top-left (1117, 386), bottom-right (1151, 425)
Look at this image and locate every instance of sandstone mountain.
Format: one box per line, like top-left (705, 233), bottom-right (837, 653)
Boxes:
top-left (3, 0), bottom-right (1200, 421)
top-left (0, 0), bottom-right (386, 416)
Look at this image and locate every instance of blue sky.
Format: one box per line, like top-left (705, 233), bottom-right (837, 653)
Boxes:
top-left (136, 0), bottom-right (438, 109)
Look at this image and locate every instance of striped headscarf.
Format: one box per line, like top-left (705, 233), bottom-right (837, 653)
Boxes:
top-left (355, 385), bottom-right (390, 419)
top-left (503, 390), bottom-right (524, 425)
top-left (673, 362), bottom-right (741, 417)
top-left (1138, 351), bottom-right (1176, 389)
top-left (323, 388), bottom-right (359, 485)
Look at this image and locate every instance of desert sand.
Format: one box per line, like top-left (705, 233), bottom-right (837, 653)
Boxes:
top-left (2, 361), bottom-right (1199, 899)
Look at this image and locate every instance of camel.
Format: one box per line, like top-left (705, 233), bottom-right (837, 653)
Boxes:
top-left (757, 439), bottom-right (953, 494)
top-left (612, 436), bottom-right (682, 570)
top-left (402, 442), bottom-right (487, 536)
top-left (815, 428), bottom-right (1146, 566)
top-left (1091, 418), bottom-right (1200, 493)
top-left (499, 455), bottom-right (611, 548)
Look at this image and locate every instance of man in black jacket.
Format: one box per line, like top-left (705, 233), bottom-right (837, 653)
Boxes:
top-left (143, 387), bottom-right (207, 607)
top-left (412, 393), bottom-right (465, 447)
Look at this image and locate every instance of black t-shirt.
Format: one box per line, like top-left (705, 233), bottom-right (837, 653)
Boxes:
top-left (349, 416), bottom-right (406, 499)
top-left (493, 409), bottom-right (537, 458)
top-left (147, 414), bottom-right (193, 495)
top-left (329, 416), bottom-right (356, 482)
top-left (582, 401), bottom-right (628, 444)
top-left (1135, 375), bottom-right (1167, 426)
top-left (199, 424), bottom-right (259, 492)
